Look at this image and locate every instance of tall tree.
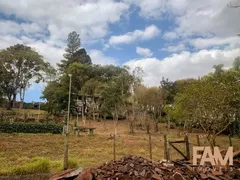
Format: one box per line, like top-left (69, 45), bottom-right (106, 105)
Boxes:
top-left (64, 31), bottom-right (81, 58)
top-left (171, 70), bottom-right (240, 147)
top-left (0, 44), bottom-right (48, 109)
top-left (41, 81), bottom-right (68, 115)
top-left (101, 78), bottom-right (125, 135)
top-left (57, 31), bottom-right (92, 72)
top-left (213, 64), bottom-right (224, 75)
top-left (43, 62), bottom-right (57, 82)
top-left (128, 66), bottom-right (144, 134)
top-left (160, 77), bottom-right (176, 105)
top-left (233, 56), bottom-right (240, 70)
top-left (144, 87), bottom-right (164, 132)
top-left (134, 85), bottom-right (149, 133)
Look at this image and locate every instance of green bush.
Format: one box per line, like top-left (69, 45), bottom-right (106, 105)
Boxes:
top-left (0, 122), bottom-right (62, 134)
top-left (11, 158), bottom-right (50, 175)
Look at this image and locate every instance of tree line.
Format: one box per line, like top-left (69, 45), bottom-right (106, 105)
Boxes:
top-left (0, 31), bottom-right (240, 143)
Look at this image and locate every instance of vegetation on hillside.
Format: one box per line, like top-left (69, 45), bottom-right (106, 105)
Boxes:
top-left (0, 31), bottom-right (240, 143)
top-left (0, 121), bottom-right (239, 175)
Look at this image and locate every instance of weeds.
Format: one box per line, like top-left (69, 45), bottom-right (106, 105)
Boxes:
top-left (11, 157), bottom-right (50, 175)
top-left (68, 158), bottom-right (79, 168)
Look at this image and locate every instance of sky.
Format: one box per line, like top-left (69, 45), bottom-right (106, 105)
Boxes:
top-left (0, 0), bottom-right (240, 102)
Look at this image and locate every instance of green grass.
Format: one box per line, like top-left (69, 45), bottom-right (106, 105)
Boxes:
top-left (0, 120), bottom-right (239, 175)
top-left (0, 157), bottom-right (50, 175)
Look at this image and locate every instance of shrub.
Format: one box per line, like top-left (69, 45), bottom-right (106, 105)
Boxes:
top-left (0, 122), bottom-right (62, 134)
top-left (11, 158), bottom-right (50, 175)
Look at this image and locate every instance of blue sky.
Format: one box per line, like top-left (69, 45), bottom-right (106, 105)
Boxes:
top-left (0, 0), bottom-right (240, 102)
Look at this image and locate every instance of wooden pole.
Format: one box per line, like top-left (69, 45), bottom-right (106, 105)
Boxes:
top-left (185, 134), bottom-right (190, 160)
top-left (164, 135), bottom-right (170, 161)
top-left (76, 114), bottom-right (78, 126)
top-left (113, 134), bottom-right (116, 161)
top-left (229, 135), bottom-right (232, 146)
top-left (149, 133), bottom-right (152, 160)
top-left (63, 132), bottom-right (69, 170)
top-left (196, 135), bottom-right (200, 146)
top-left (63, 74), bottom-right (72, 170)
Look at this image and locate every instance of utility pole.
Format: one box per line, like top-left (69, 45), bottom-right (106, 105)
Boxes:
top-left (63, 74), bottom-right (72, 170)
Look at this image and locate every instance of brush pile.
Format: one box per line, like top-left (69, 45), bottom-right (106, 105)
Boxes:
top-left (88, 154), bottom-right (240, 180)
top-left (51, 151), bottom-right (240, 180)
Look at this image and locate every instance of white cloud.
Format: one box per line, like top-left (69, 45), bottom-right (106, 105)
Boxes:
top-left (126, 0), bottom-right (240, 49)
top-left (173, 1), bottom-right (240, 38)
top-left (124, 0), bottom-right (167, 19)
top-left (0, 0), bottom-right (129, 42)
top-left (1, 0), bottom-right (240, 80)
top-left (125, 48), bottom-right (240, 86)
top-left (136, 46), bottom-right (153, 57)
top-left (161, 44), bottom-right (185, 52)
top-left (163, 31), bottom-right (178, 40)
top-left (0, 35), bottom-right (65, 67)
top-left (0, 20), bottom-right (43, 36)
top-left (189, 37), bottom-right (240, 49)
top-left (89, 49), bottom-right (116, 65)
top-left (0, 35), bottom-right (22, 49)
top-left (109, 25), bottom-right (160, 45)
top-left (0, 0), bottom-right (130, 66)
top-left (29, 41), bottom-right (65, 66)
top-left (0, 0), bottom-right (129, 39)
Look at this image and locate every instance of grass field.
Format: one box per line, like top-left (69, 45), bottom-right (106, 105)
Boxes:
top-left (0, 108), bottom-right (48, 120)
top-left (0, 119), bottom-right (239, 175)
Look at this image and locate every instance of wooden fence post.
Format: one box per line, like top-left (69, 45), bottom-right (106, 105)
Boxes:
top-left (164, 135), bottom-right (170, 161)
top-left (196, 135), bottom-right (200, 146)
top-left (113, 134), bottom-right (116, 161)
top-left (229, 135), bottom-right (232, 146)
top-left (149, 133), bottom-right (152, 160)
top-left (185, 134), bottom-right (190, 160)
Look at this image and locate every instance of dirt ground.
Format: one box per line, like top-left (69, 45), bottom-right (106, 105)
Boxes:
top-left (0, 119), bottom-right (239, 175)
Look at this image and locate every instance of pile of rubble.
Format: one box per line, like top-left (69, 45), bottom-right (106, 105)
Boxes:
top-left (91, 155), bottom-right (186, 180)
top-left (51, 151), bottom-right (240, 180)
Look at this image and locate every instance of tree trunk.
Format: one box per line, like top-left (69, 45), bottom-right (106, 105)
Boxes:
top-left (12, 93), bottom-right (16, 108)
top-left (19, 87), bottom-right (23, 109)
top-left (92, 96), bottom-right (95, 121)
top-left (154, 119), bottom-right (158, 133)
top-left (129, 114), bottom-right (134, 134)
top-left (130, 121), bottom-right (134, 134)
top-left (146, 123), bottom-right (150, 134)
top-left (114, 105), bottom-right (118, 135)
top-left (188, 126), bottom-right (193, 133)
top-left (207, 134), bottom-right (215, 150)
top-left (183, 120), bottom-right (187, 131)
top-left (144, 111), bottom-right (150, 134)
top-left (19, 87), bottom-right (26, 109)
top-left (81, 95), bottom-right (85, 120)
top-left (131, 99), bottom-right (135, 134)
top-left (104, 114), bottom-right (107, 130)
top-left (7, 96), bottom-right (12, 110)
top-left (167, 116), bottom-right (170, 130)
